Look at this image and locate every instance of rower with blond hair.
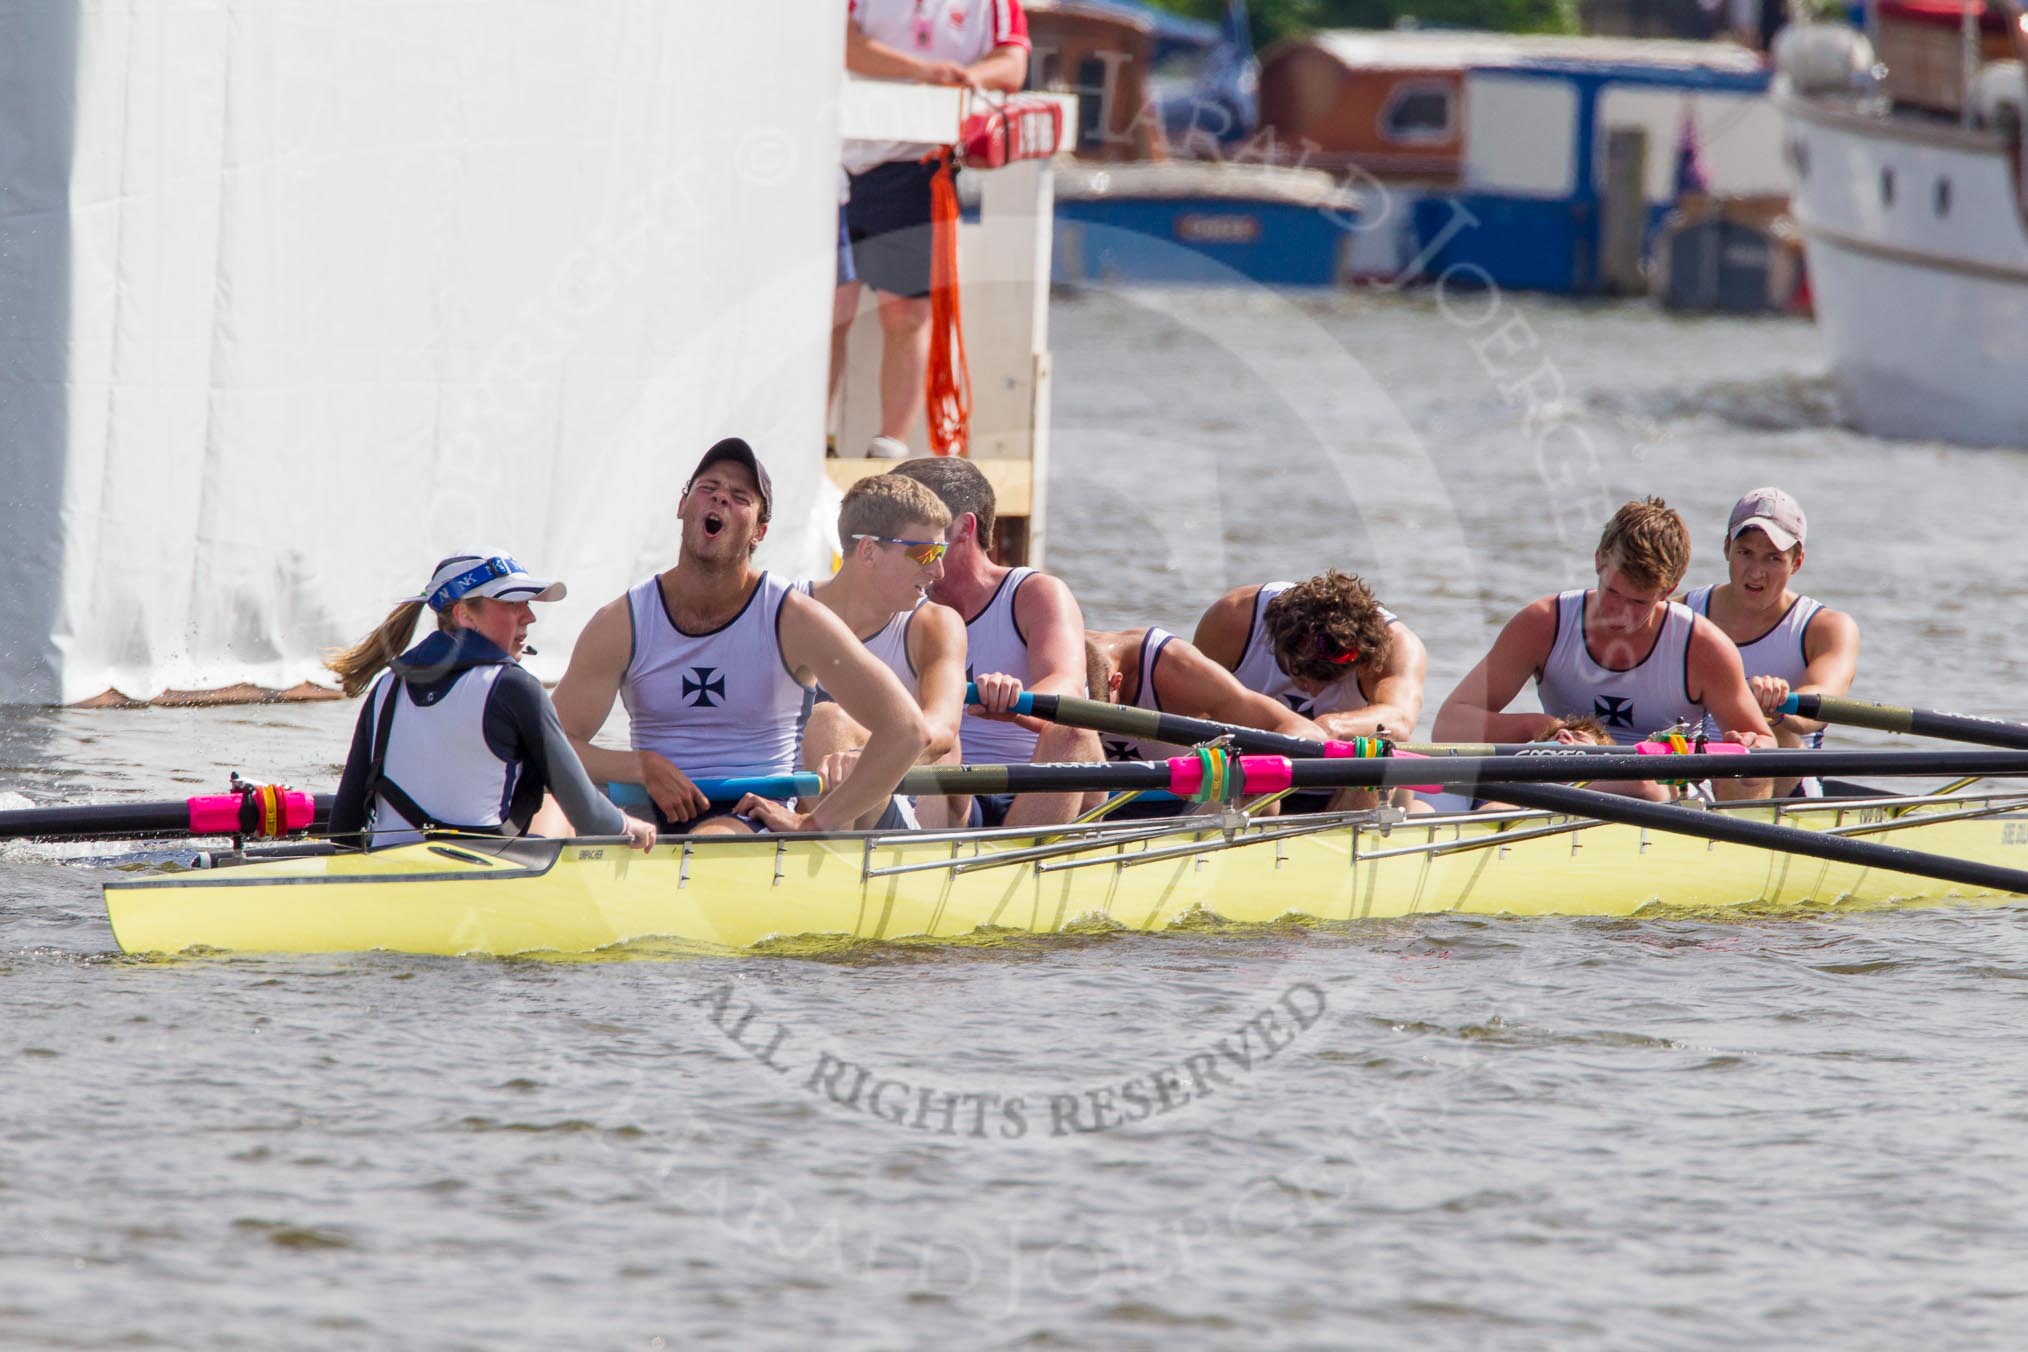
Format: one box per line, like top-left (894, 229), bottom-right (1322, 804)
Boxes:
top-left (1434, 496), bottom-right (1776, 801)
top-left (798, 473), bottom-right (969, 829)
top-left (326, 552), bottom-right (657, 851)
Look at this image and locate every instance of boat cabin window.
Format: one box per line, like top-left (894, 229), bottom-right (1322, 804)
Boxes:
top-left (1379, 83), bottom-right (1455, 144)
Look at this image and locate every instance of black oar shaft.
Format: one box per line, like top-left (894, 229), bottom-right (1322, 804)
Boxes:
top-left (1283, 749), bottom-right (2028, 786)
top-left (0, 794), bottom-right (335, 843)
top-left (1025, 693), bottom-right (1325, 757)
top-left (1022, 693), bottom-right (1584, 759)
top-left (900, 761), bottom-right (1177, 796)
top-left (1490, 781), bottom-right (2028, 896)
top-left (898, 750), bottom-right (2028, 798)
top-left (1791, 695), bottom-right (2028, 751)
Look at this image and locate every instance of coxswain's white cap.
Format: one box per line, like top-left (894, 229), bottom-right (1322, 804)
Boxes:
top-left (407, 551), bottom-right (567, 612)
top-left (1726, 487), bottom-right (1806, 552)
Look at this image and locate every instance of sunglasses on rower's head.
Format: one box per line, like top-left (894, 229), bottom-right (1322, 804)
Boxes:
top-left (852, 534), bottom-right (947, 566)
top-left (1315, 635), bottom-right (1360, 666)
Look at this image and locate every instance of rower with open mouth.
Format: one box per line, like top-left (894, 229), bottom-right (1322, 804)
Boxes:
top-left (1682, 487), bottom-right (1860, 798)
top-left (552, 437), bottom-right (928, 835)
top-left (796, 472), bottom-right (969, 829)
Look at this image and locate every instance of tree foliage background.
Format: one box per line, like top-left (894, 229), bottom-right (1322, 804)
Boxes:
top-left (1145, 0), bottom-right (1582, 46)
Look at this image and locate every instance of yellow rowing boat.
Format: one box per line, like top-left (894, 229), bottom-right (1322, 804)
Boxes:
top-left (101, 791), bottom-right (2028, 957)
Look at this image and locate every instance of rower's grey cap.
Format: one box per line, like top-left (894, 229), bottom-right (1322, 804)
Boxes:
top-left (1727, 486), bottom-right (1806, 551)
top-left (688, 436), bottom-right (773, 524)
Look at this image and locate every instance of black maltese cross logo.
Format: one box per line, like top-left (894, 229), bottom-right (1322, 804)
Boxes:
top-left (684, 667), bottom-right (727, 708)
top-left (1593, 695), bottom-right (1634, 730)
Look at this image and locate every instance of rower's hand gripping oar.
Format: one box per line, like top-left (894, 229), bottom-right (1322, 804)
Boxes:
top-left (970, 685), bottom-right (2028, 898)
top-left (1783, 694), bottom-right (2028, 751)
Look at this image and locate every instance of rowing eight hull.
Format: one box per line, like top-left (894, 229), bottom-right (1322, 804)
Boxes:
top-left (101, 796), bottom-right (2028, 957)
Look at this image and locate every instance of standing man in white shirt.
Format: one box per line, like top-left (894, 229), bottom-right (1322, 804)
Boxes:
top-left (834, 1), bottom-right (1031, 458)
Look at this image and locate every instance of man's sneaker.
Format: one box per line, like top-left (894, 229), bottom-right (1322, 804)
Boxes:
top-left (864, 435), bottom-right (911, 459)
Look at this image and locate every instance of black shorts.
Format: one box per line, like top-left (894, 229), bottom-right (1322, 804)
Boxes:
top-left (966, 793), bottom-right (1017, 829)
top-left (1098, 794), bottom-right (1189, 822)
top-left (654, 806), bottom-right (765, 835)
top-left (836, 206), bottom-right (856, 286)
top-left (844, 158), bottom-right (947, 299)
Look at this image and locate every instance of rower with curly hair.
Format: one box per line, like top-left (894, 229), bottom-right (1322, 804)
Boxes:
top-left (1192, 569), bottom-right (1427, 741)
top-left (1192, 569), bottom-right (1429, 812)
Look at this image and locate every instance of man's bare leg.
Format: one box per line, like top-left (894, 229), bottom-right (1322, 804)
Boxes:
top-left (829, 280), bottom-right (864, 414)
top-left (1003, 725), bottom-right (1104, 829)
top-left (874, 292), bottom-right (932, 441)
top-left (914, 738), bottom-right (965, 830)
top-left (799, 700), bottom-right (892, 831)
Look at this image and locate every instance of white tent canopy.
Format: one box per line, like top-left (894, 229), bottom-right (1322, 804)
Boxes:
top-left (0, 2), bottom-right (852, 703)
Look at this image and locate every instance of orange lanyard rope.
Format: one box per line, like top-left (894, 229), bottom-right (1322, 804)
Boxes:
top-left (925, 148), bottom-right (970, 457)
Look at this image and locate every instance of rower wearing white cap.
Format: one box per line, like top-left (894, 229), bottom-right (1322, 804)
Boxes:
top-left (1683, 487), bottom-right (1859, 797)
top-left (326, 552), bottom-right (657, 851)
top-left (553, 437), bottom-right (928, 834)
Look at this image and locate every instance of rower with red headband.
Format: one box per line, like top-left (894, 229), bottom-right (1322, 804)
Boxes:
top-left (1191, 570), bottom-right (1429, 811)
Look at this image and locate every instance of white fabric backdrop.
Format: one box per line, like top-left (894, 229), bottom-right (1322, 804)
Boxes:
top-left (0, 1), bottom-right (844, 703)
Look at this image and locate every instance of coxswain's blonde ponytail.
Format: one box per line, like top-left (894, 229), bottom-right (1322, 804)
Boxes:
top-left (325, 600), bottom-right (456, 698)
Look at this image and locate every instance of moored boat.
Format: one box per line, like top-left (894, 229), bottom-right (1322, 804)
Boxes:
top-left (102, 790), bottom-right (2028, 958)
top-left (1776, 4), bottom-right (2028, 447)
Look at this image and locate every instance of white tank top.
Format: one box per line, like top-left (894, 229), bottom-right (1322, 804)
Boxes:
top-left (1685, 584), bottom-right (1827, 751)
top-left (1104, 628), bottom-right (1188, 763)
top-left (798, 581), bottom-right (920, 698)
top-left (1536, 589), bottom-right (1702, 746)
top-left (622, 571), bottom-right (809, 779)
top-left (1230, 581), bottom-right (1398, 720)
top-left (962, 566), bottom-right (1040, 766)
top-left (365, 665), bottom-right (514, 845)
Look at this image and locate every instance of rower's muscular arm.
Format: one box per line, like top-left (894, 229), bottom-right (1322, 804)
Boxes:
top-left (909, 602), bottom-right (968, 761)
top-left (780, 591), bottom-right (929, 830)
top-left (550, 597), bottom-right (647, 785)
top-left (1775, 609), bottom-right (1860, 742)
top-left (1433, 599), bottom-right (1564, 743)
top-left (1190, 586), bottom-right (1259, 672)
top-left (993, 573), bottom-right (1089, 734)
top-left (1151, 640), bottom-right (1328, 741)
top-left (1315, 622), bottom-right (1429, 741)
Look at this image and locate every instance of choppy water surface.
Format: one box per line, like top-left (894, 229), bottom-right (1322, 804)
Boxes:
top-left (7, 290), bottom-right (2028, 1349)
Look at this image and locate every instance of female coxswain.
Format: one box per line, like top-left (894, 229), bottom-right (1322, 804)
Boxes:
top-left (326, 551), bottom-right (657, 851)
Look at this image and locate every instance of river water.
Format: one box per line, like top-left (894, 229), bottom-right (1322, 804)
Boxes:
top-left (6, 289), bottom-right (2028, 1349)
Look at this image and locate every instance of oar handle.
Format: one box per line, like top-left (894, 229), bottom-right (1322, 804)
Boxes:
top-left (606, 774), bottom-right (823, 811)
top-left (1781, 694), bottom-right (2028, 750)
top-left (963, 681), bottom-right (1036, 716)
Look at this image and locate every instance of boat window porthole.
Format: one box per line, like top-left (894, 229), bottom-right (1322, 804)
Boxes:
top-left (1881, 166), bottom-right (1895, 206)
top-left (1935, 176), bottom-right (1951, 216)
